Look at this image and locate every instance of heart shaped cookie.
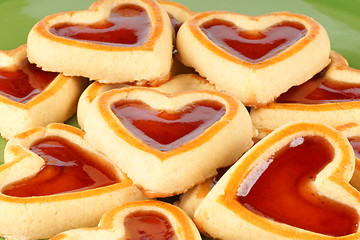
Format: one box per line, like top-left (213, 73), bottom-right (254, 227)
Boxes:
top-left (50, 200), bottom-right (201, 240)
top-left (194, 121), bottom-right (360, 239)
top-left (177, 11), bottom-right (330, 106)
top-left (27, 0), bottom-right (173, 85)
top-left (0, 123), bottom-right (147, 240)
top-left (84, 87), bottom-right (253, 197)
top-left (251, 51), bottom-right (360, 138)
top-left (77, 74), bottom-right (215, 129)
top-left (0, 45), bottom-right (87, 139)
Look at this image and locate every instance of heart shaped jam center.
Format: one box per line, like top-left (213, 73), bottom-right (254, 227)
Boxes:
top-left (2, 137), bottom-right (120, 197)
top-left (124, 210), bottom-right (177, 240)
top-left (237, 136), bottom-right (359, 236)
top-left (276, 70), bottom-right (360, 104)
top-left (200, 19), bottom-right (307, 63)
top-left (111, 100), bottom-right (226, 152)
top-left (50, 4), bottom-right (150, 47)
top-left (0, 60), bottom-right (56, 103)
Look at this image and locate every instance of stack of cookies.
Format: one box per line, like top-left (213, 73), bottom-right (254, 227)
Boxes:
top-left (0, 0), bottom-right (360, 239)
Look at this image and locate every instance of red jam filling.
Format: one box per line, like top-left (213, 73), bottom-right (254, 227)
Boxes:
top-left (200, 19), bottom-right (307, 63)
top-left (111, 100), bottom-right (226, 152)
top-left (2, 137), bottom-right (120, 197)
top-left (237, 136), bottom-right (359, 236)
top-left (276, 70), bottom-right (360, 104)
top-left (50, 4), bottom-right (150, 47)
top-left (0, 60), bottom-right (56, 103)
top-left (124, 210), bottom-right (177, 240)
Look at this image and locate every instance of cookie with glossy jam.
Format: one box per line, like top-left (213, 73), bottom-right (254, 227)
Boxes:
top-left (177, 11), bottom-right (330, 106)
top-left (27, 0), bottom-right (173, 85)
top-left (0, 45), bottom-right (87, 139)
top-left (77, 74), bottom-right (216, 129)
top-left (51, 200), bottom-right (201, 240)
top-left (251, 51), bottom-right (360, 138)
top-left (194, 121), bottom-right (360, 239)
top-left (0, 123), bottom-right (148, 240)
top-left (83, 87), bottom-right (253, 197)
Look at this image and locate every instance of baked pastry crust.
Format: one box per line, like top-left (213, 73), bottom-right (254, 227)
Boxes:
top-left (51, 200), bottom-right (201, 240)
top-left (77, 74), bottom-right (215, 129)
top-left (84, 87), bottom-right (253, 197)
top-left (0, 123), bottom-right (147, 240)
top-left (0, 45), bottom-right (87, 139)
top-left (27, 0), bottom-right (173, 85)
top-left (251, 51), bottom-right (360, 137)
top-left (177, 11), bottom-right (330, 106)
top-left (194, 121), bottom-right (360, 240)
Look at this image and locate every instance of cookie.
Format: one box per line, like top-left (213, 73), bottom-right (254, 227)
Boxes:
top-left (77, 74), bottom-right (216, 129)
top-left (194, 121), bottom-right (360, 239)
top-left (27, 0), bottom-right (173, 85)
top-left (51, 200), bottom-right (201, 240)
top-left (251, 51), bottom-right (360, 137)
top-left (84, 87), bottom-right (253, 197)
top-left (0, 123), bottom-right (147, 240)
top-left (0, 45), bottom-right (87, 139)
top-left (177, 11), bottom-right (330, 106)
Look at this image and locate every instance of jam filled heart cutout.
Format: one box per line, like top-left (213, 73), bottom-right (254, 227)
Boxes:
top-left (236, 135), bottom-right (358, 236)
top-left (200, 19), bottom-right (307, 63)
top-left (111, 99), bottom-right (226, 151)
top-left (0, 59), bottom-right (57, 103)
top-left (84, 88), bottom-right (253, 197)
top-left (50, 4), bottom-right (150, 47)
top-left (2, 136), bottom-right (119, 197)
top-left (194, 122), bottom-right (360, 239)
top-left (124, 210), bottom-right (176, 240)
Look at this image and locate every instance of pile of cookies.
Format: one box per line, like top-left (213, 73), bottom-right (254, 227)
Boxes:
top-left (1, 0), bottom-right (360, 239)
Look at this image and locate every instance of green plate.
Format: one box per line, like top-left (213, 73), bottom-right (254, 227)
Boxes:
top-left (0, 0), bottom-right (359, 239)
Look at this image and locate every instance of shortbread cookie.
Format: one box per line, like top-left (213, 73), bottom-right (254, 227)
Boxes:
top-left (51, 200), bottom-right (201, 240)
top-left (194, 121), bottom-right (360, 239)
top-left (77, 74), bottom-right (215, 129)
top-left (177, 11), bottom-right (330, 106)
top-left (0, 123), bottom-right (147, 240)
top-left (251, 51), bottom-right (360, 137)
top-left (27, 0), bottom-right (173, 85)
top-left (84, 88), bottom-right (253, 197)
top-left (178, 166), bottom-right (230, 219)
top-left (0, 45), bottom-right (87, 139)
top-left (337, 123), bottom-right (360, 192)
